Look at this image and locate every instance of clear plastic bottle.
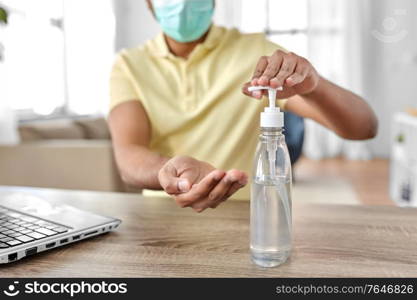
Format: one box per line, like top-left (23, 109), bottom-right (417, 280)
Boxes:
top-left (251, 127), bottom-right (292, 267)
top-left (246, 78), bottom-right (294, 269)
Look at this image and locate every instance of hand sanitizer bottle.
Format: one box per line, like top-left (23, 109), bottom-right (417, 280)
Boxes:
top-left (248, 86), bottom-right (292, 267)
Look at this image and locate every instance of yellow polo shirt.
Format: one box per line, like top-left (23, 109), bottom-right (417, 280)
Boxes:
top-left (109, 25), bottom-right (286, 200)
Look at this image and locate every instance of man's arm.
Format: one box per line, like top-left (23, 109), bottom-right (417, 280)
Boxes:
top-left (287, 78), bottom-right (378, 140)
top-left (108, 100), bottom-right (168, 189)
top-left (242, 50), bottom-right (378, 140)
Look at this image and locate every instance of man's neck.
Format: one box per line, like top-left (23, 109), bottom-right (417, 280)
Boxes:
top-left (164, 31), bottom-right (209, 59)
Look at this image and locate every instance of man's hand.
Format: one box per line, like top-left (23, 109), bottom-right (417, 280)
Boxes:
top-left (242, 50), bottom-right (320, 99)
top-left (158, 156), bottom-right (248, 212)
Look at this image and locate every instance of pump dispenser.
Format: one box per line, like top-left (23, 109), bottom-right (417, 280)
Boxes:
top-left (248, 85), bottom-right (292, 268)
top-left (248, 86), bottom-right (284, 128)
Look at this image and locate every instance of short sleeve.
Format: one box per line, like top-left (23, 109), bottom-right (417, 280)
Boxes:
top-left (263, 37), bottom-right (288, 55)
top-left (109, 54), bottom-right (139, 112)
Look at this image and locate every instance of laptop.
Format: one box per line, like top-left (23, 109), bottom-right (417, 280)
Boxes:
top-left (0, 188), bottom-right (121, 264)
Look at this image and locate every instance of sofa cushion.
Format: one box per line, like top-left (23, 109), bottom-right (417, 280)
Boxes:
top-left (74, 118), bottom-right (110, 140)
top-left (19, 119), bottom-right (85, 142)
top-left (0, 140), bottom-right (125, 192)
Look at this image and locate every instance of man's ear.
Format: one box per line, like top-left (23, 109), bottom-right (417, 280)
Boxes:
top-left (146, 0), bottom-right (155, 15)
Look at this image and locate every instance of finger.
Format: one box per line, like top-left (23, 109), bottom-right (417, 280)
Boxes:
top-left (211, 178), bottom-right (248, 209)
top-left (285, 73), bottom-right (304, 87)
top-left (242, 82), bottom-right (252, 97)
top-left (251, 56), bottom-right (268, 86)
top-left (270, 53), bottom-right (297, 88)
top-left (195, 169), bottom-right (246, 210)
top-left (175, 170), bottom-right (225, 207)
top-left (209, 182), bottom-right (237, 208)
top-left (225, 181), bottom-right (246, 199)
top-left (210, 170), bottom-right (248, 208)
top-left (258, 51), bottom-right (284, 86)
top-left (192, 176), bottom-right (235, 211)
top-left (285, 59), bottom-right (309, 87)
top-left (225, 170), bottom-right (248, 197)
top-left (158, 163), bottom-right (191, 194)
top-left (242, 82), bottom-right (264, 100)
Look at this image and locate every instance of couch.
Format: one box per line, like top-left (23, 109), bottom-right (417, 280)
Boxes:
top-left (0, 117), bottom-right (128, 192)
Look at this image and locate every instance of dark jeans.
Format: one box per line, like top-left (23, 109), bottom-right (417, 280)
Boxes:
top-left (283, 111), bottom-right (304, 165)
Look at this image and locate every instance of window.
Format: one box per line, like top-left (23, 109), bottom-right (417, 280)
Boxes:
top-left (63, 0), bottom-right (115, 115)
top-left (2, 0), bottom-right (66, 117)
top-left (240, 0), bottom-right (308, 57)
top-left (1, 0), bottom-right (114, 120)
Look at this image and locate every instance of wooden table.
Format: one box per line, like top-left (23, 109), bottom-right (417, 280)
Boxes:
top-left (1, 186), bottom-right (417, 277)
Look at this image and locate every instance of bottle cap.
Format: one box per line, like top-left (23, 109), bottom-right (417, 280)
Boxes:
top-left (248, 86), bottom-right (284, 128)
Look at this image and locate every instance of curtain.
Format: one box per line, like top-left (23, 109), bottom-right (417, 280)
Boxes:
top-left (0, 13), bottom-right (19, 145)
top-left (303, 0), bottom-right (372, 160)
top-left (0, 69), bottom-right (19, 145)
top-left (0, 105), bottom-right (19, 145)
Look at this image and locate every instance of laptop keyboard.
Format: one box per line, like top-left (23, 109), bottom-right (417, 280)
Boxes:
top-left (0, 206), bottom-right (71, 249)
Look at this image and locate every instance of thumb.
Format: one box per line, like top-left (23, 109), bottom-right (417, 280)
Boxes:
top-left (158, 164), bottom-right (191, 194)
top-left (242, 82), bottom-right (252, 97)
top-left (242, 81), bottom-right (264, 100)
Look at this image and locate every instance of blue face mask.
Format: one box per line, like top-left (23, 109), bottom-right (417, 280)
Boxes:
top-left (152, 0), bottom-right (214, 43)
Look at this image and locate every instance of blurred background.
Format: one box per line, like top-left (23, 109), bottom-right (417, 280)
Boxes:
top-left (0, 0), bottom-right (416, 207)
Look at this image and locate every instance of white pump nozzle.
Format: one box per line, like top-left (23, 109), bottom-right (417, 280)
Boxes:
top-left (248, 86), bottom-right (282, 108)
top-left (248, 86), bottom-right (284, 128)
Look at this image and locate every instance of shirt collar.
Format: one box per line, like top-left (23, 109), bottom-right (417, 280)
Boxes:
top-left (148, 25), bottom-right (224, 59)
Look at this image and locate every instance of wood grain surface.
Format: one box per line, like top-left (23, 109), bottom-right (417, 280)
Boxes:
top-left (1, 186), bottom-right (416, 277)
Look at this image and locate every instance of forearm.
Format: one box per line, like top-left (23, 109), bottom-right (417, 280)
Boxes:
top-left (292, 77), bottom-right (378, 140)
top-left (246, 50), bottom-right (378, 140)
top-left (114, 144), bottom-right (170, 189)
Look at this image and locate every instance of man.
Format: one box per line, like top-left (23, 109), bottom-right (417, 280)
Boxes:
top-left (108, 0), bottom-right (377, 212)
